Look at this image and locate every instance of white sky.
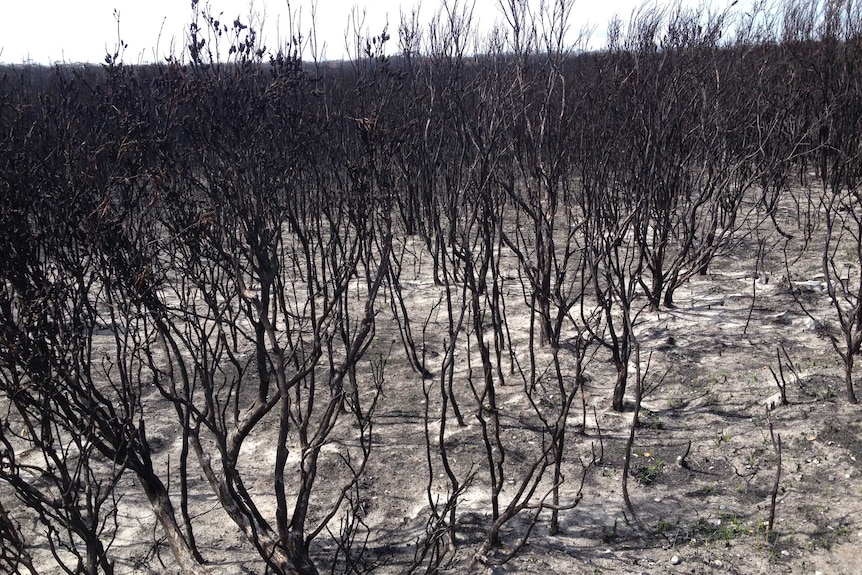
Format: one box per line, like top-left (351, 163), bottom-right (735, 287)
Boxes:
top-left (0, 0), bottom-right (749, 65)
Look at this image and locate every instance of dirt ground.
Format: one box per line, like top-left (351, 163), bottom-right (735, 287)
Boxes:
top-left (8, 198), bottom-right (862, 575)
top-left (340, 233), bottom-right (861, 575)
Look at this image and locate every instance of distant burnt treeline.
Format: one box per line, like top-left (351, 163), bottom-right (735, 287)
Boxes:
top-left (1, 1), bottom-right (862, 573)
top-left (2, 16), bottom-right (860, 242)
top-left (2, 9), bottom-right (860, 318)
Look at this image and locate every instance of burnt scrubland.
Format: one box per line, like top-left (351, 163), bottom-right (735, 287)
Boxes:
top-left (2, 0), bottom-right (862, 573)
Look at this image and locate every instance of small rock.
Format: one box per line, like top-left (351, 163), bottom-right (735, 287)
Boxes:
top-left (671, 554), bottom-right (681, 565)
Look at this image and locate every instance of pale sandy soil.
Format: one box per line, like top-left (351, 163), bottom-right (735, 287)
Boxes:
top-left (6, 198), bottom-right (862, 575)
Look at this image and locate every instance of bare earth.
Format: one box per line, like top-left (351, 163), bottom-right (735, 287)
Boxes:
top-left (9, 206), bottom-right (862, 575)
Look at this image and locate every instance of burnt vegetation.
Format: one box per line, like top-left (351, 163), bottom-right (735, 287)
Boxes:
top-left (2, 0), bottom-right (862, 573)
